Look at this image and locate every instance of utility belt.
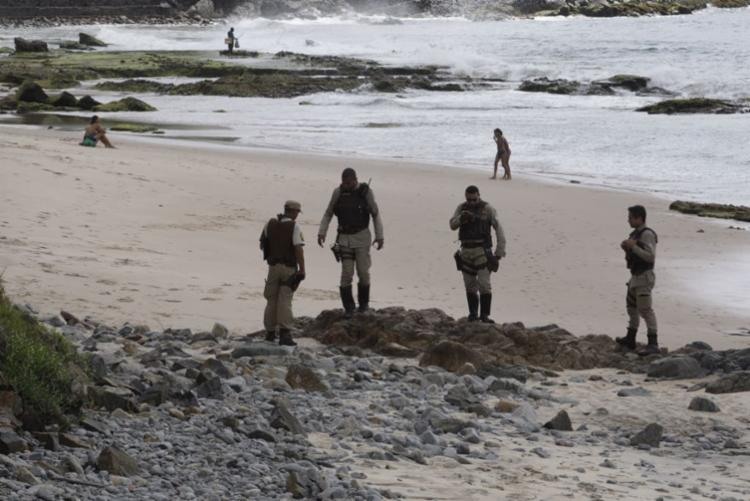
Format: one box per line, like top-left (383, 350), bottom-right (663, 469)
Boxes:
top-left (460, 241), bottom-right (486, 249)
top-left (330, 243), bottom-right (356, 262)
top-left (454, 246), bottom-right (499, 275)
top-left (267, 258), bottom-right (296, 268)
top-left (338, 225), bottom-right (368, 235)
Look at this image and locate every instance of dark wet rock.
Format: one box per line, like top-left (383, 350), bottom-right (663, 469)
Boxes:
top-left (79, 32), bottom-right (107, 47)
top-left (14, 37), bottom-right (48, 52)
top-left (77, 95), bottom-right (101, 110)
top-left (203, 358), bottom-right (232, 379)
top-left (647, 356), bottom-right (703, 379)
top-left (97, 445), bottom-right (139, 476)
top-left (95, 79), bottom-right (175, 93)
top-left (420, 340), bottom-right (486, 373)
top-left (543, 410), bottom-right (573, 431)
top-left (687, 341), bottom-right (713, 351)
top-left (593, 74), bottom-right (650, 92)
top-left (90, 386), bottom-right (137, 412)
top-left (80, 417), bottom-right (109, 435)
top-left (232, 342), bottom-right (289, 358)
top-left (246, 429), bottom-right (276, 442)
top-left (688, 396), bottom-right (720, 413)
top-left (94, 96), bottom-right (157, 112)
top-left (52, 92), bottom-right (78, 108)
top-left (194, 375), bottom-right (223, 399)
top-left (476, 364), bottom-right (529, 383)
top-left (637, 98), bottom-right (748, 115)
top-left (16, 81), bottom-right (48, 103)
top-left (669, 201), bottom-right (750, 223)
top-left (617, 387), bottom-right (651, 397)
top-left (0, 429), bottom-right (28, 453)
top-left (270, 398), bottom-right (306, 436)
top-left (706, 372), bottom-right (750, 394)
top-left (286, 364), bottom-right (329, 393)
top-left (630, 423), bottom-right (663, 447)
top-left (32, 432), bottom-right (60, 451)
top-left (59, 41), bottom-right (91, 51)
top-left (519, 77), bottom-right (582, 95)
top-left (59, 433), bottom-right (91, 449)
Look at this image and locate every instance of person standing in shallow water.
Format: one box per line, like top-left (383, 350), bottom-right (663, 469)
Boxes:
top-left (226, 27), bottom-right (235, 54)
top-left (492, 128), bottom-right (511, 180)
top-left (616, 204), bottom-right (659, 355)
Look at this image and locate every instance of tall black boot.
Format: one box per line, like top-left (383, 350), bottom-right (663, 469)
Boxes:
top-left (479, 293), bottom-right (494, 324)
top-left (278, 329), bottom-right (297, 347)
top-left (357, 284), bottom-right (370, 313)
top-left (466, 292), bottom-right (479, 321)
top-left (265, 330), bottom-right (276, 342)
top-left (340, 285), bottom-right (356, 319)
top-left (616, 328), bottom-right (637, 350)
top-left (638, 332), bottom-right (659, 356)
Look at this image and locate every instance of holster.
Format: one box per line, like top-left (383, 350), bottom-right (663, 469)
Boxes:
top-left (283, 273), bottom-right (304, 292)
top-left (331, 243), bottom-right (342, 263)
top-left (453, 250), bottom-right (463, 271)
top-left (485, 248), bottom-right (499, 273)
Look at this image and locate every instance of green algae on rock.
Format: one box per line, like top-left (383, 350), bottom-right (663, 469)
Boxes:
top-left (669, 201), bottom-right (750, 222)
top-left (94, 97), bottom-right (157, 112)
top-left (636, 98), bottom-right (747, 114)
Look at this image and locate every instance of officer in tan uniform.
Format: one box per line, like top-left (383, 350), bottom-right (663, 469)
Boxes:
top-left (616, 204), bottom-right (659, 355)
top-left (318, 168), bottom-right (384, 318)
top-left (450, 185), bottom-right (506, 323)
top-left (260, 200), bottom-right (306, 346)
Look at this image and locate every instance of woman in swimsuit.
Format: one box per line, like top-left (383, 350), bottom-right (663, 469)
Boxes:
top-left (82, 115), bottom-right (114, 148)
top-left (492, 128), bottom-right (511, 180)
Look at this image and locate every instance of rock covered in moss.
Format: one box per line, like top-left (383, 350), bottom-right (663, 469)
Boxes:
top-left (79, 32), bottom-right (107, 47)
top-left (16, 81), bottom-right (48, 103)
top-left (637, 98), bottom-right (746, 114)
top-left (13, 38), bottom-right (48, 53)
top-left (669, 200), bottom-right (750, 222)
top-left (51, 91), bottom-right (78, 107)
top-left (94, 96), bottom-right (157, 112)
top-left (77, 95), bottom-right (101, 110)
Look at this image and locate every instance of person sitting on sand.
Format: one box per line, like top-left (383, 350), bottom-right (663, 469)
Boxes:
top-left (81, 115), bottom-right (114, 148)
top-left (492, 128), bottom-right (511, 180)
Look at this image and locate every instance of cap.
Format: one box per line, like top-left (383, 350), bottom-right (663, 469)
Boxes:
top-left (284, 200), bottom-right (302, 212)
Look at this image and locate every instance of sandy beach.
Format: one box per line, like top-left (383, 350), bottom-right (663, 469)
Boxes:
top-left (1, 124), bottom-right (749, 350)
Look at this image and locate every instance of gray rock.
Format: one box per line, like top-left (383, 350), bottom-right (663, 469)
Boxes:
top-left (97, 446), bottom-right (139, 476)
top-left (211, 322), bottom-right (228, 338)
top-left (232, 343), bottom-right (289, 358)
top-left (270, 398), bottom-right (306, 436)
top-left (617, 387), bottom-right (652, 397)
top-left (706, 372), bottom-right (750, 394)
top-left (543, 410), bottom-right (573, 431)
top-left (688, 396), bottom-right (720, 413)
top-left (195, 376), bottom-right (223, 399)
top-left (286, 364), bottom-right (328, 393)
top-left (531, 447), bottom-right (550, 458)
top-left (510, 402), bottom-right (540, 433)
top-left (647, 357), bottom-right (703, 379)
top-left (630, 423), bottom-right (663, 448)
top-left (79, 32), bottom-right (107, 47)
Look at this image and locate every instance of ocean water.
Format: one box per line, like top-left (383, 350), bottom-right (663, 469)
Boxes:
top-left (2, 8), bottom-right (749, 204)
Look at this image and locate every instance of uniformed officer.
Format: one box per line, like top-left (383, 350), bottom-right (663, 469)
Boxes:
top-left (616, 204), bottom-right (659, 355)
top-left (450, 185), bottom-right (506, 323)
top-left (318, 168), bottom-right (384, 318)
top-left (260, 200), bottom-right (306, 346)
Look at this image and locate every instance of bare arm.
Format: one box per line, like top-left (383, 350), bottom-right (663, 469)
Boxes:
top-left (366, 189), bottom-right (384, 241)
top-left (295, 245), bottom-right (305, 274)
top-left (449, 204), bottom-right (464, 230)
top-left (317, 188), bottom-right (339, 242)
top-left (491, 206), bottom-right (506, 257)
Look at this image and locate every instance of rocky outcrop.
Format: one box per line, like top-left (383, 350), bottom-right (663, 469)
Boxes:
top-left (519, 74), bottom-right (674, 97)
top-left (93, 96), bottom-right (157, 112)
top-left (13, 38), bottom-right (48, 53)
top-left (669, 200), bottom-right (750, 223)
top-left (78, 32), bottom-right (107, 47)
top-left (637, 98), bottom-right (749, 114)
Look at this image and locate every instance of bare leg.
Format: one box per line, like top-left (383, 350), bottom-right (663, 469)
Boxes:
top-left (491, 154), bottom-right (499, 179)
top-left (98, 133), bottom-right (115, 149)
top-left (502, 154), bottom-right (511, 180)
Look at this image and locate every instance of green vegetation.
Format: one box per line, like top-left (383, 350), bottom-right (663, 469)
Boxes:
top-left (669, 201), bottom-right (750, 222)
top-left (0, 282), bottom-right (86, 427)
top-left (110, 123), bottom-right (161, 133)
top-left (636, 98), bottom-right (743, 114)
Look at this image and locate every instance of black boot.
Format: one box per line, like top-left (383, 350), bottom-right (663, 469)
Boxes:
top-left (278, 329), bottom-right (297, 347)
top-left (265, 330), bottom-right (276, 342)
top-left (340, 285), bottom-right (356, 319)
top-left (357, 283), bottom-right (370, 313)
top-left (638, 332), bottom-right (659, 356)
top-left (479, 293), bottom-right (494, 324)
top-left (466, 292), bottom-right (479, 322)
top-left (616, 328), bottom-right (637, 350)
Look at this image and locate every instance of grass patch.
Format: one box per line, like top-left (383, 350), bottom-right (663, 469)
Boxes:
top-left (0, 281), bottom-right (86, 428)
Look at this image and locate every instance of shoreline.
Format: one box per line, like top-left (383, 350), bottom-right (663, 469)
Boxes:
top-left (1, 124), bottom-right (749, 350)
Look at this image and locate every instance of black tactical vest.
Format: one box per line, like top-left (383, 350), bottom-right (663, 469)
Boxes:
top-left (458, 201), bottom-right (492, 247)
top-left (626, 226), bottom-right (657, 275)
top-left (264, 216), bottom-right (297, 267)
top-left (334, 184), bottom-right (371, 234)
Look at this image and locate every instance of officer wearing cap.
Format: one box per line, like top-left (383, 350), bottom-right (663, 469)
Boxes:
top-left (318, 168), bottom-right (384, 318)
top-left (259, 200), bottom-right (305, 346)
top-left (450, 185), bottom-right (506, 323)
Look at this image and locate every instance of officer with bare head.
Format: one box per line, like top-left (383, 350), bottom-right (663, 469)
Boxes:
top-left (450, 185), bottom-right (506, 323)
top-left (318, 168), bottom-right (384, 318)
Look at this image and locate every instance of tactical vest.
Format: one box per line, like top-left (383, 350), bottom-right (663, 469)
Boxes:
top-left (458, 201), bottom-right (492, 247)
top-left (626, 226), bottom-right (657, 275)
top-left (264, 216), bottom-right (297, 267)
top-left (334, 184), bottom-right (371, 234)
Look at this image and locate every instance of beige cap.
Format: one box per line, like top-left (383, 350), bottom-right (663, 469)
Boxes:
top-left (284, 200), bottom-right (302, 212)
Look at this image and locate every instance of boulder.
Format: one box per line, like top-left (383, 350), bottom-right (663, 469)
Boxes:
top-left (630, 423), bottom-right (663, 448)
top-left (594, 74), bottom-right (650, 92)
top-left (232, 343), bottom-right (289, 358)
top-left (77, 95), bottom-right (102, 111)
top-left (94, 97), bottom-right (157, 112)
top-left (688, 396), bottom-right (720, 412)
top-left (647, 356), bottom-right (703, 379)
top-left (51, 91), bottom-right (78, 108)
top-left (59, 41), bottom-right (91, 51)
top-left (285, 364), bottom-right (328, 393)
top-left (16, 81), bottom-right (48, 103)
top-left (89, 386), bottom-right (137, 413)
top-left (518, 77), bottom-right (581, 95)
top-left (97, 446), bottom-right (139, 476)
top-left (0, 429), bottom-right (28, 453)
top-left (79, 33), bottom-right (107, 47)
top-left (420, 340), bottom-right (485, 372)
top-left (543, 410), bottom-right (573, 431)
top-left (13, 38), bottom-right (48, 52)
top-left (705, 371), bottom-right (750, 394)
top-left (269, 398), bottom-right (306, 435)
